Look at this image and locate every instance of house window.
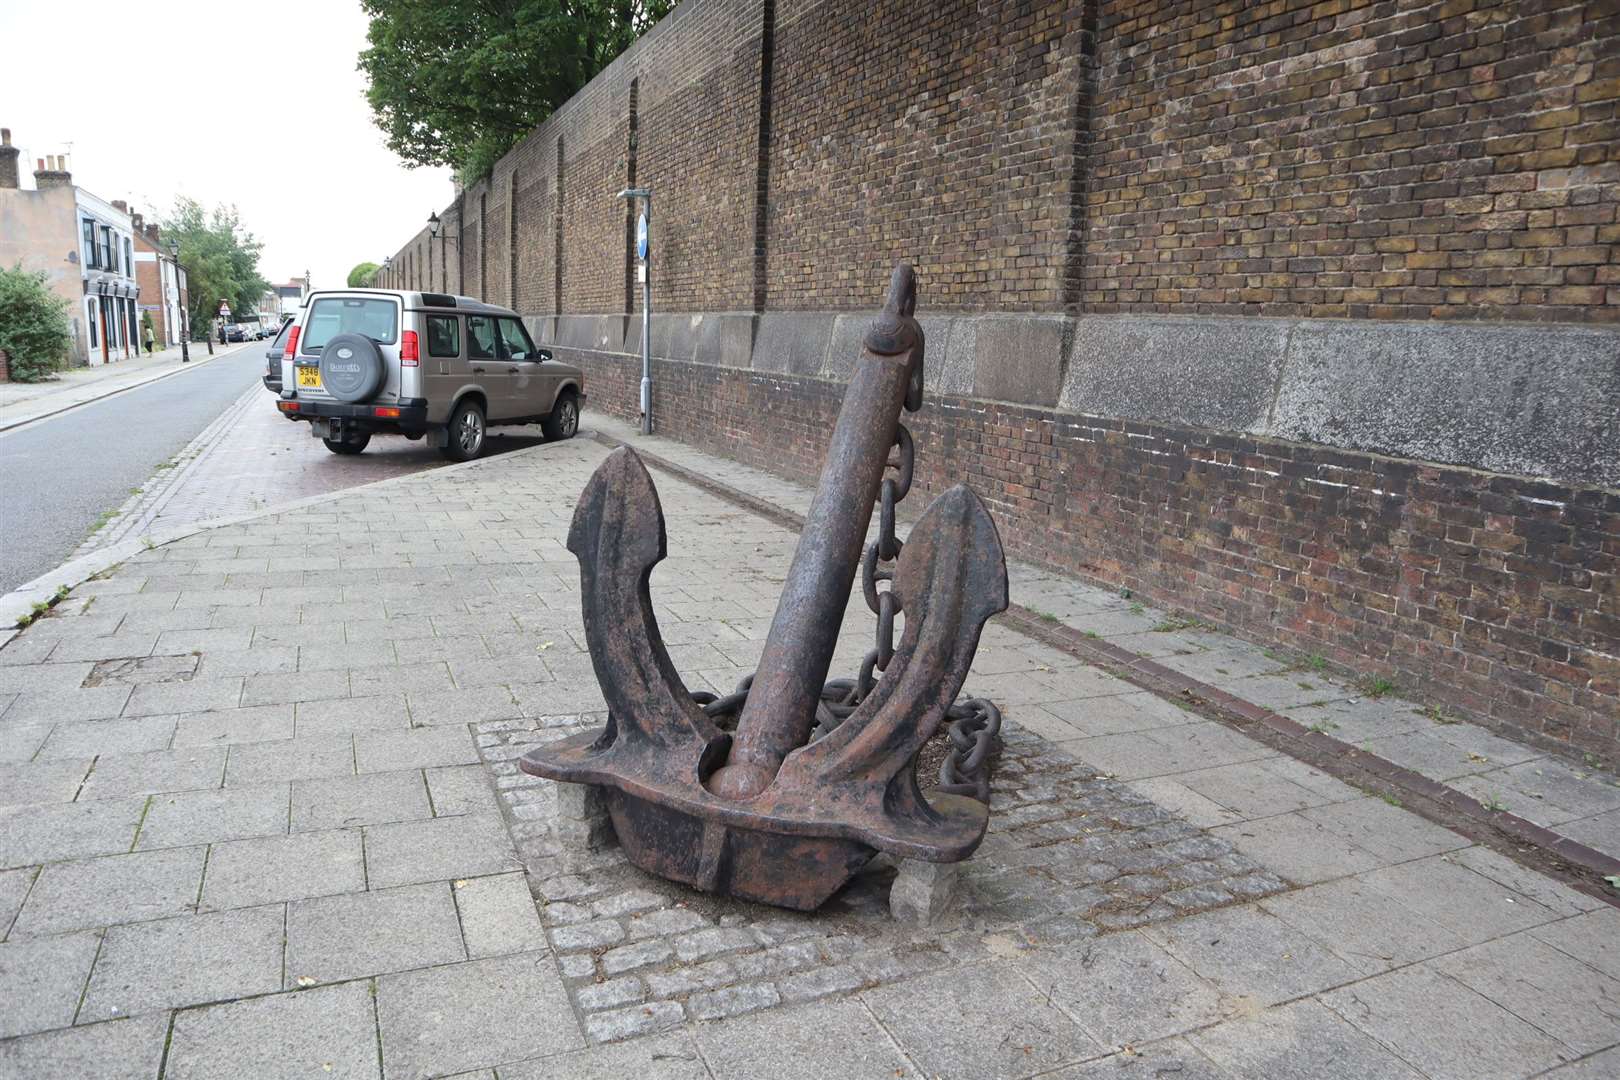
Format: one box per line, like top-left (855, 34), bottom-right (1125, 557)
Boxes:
top-left (86, 300), bottom-right (98, 347)
top-left (124, 238), bottom-right (132, 277)
top-left (82, 219), bottom-right (97, 268)
top-left (100, 226), bottom-right (113, 273)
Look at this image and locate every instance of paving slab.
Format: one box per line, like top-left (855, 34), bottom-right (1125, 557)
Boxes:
top-left (0, 758), bottom-right (92, 806)
top-left (35, 715), bottom-right (178, 759)
top-left (424, 762), bottom-right (501, 816)
top-left (199, 829), bottom-right (365, 911)
top-left (1319, 963), bottom-right (1572, 1080)
top-left (499, 1031), bottom-right (709, 1079)
top-left (452, 872), bottom-right (545, 959)
top-left (1257, 877), bottom-right (1467, 975)
top-left (695, 999), bottom-right (919, 1080)
top-left (0, 931), bottom-right (101, 1037)
top-left (79, 746), bottom-right (226, 800)
top-left (0, 866), bottom-right (35, 935)
top-left (1043, 1038), bottom-right (1229, 1079)
top-left (295, 693), bottom-right (410, 736)
top-left (1142, 905), bottom-right (1360, 1007)
top-left (363, 812), bottom-right (520, 890)
top-left (166, 979), bottom-right (381, 1080)
top-left (1189, 998), bottom-right (1426, 1080)
top-left (864, 962), bottom-right (1101, 1079)
top-left (223, 734), bottom-right (355, 786)
top-left (1432, 933), bottom-right (1620, 1056)
top-left (0, 1013), bottom-right (169, 1080)
top-left (285, 881), bottom-right (465, 985)
top-left (79, 904), bottom-right (285, 1022)
top-left (11, 846), bottom-right (205, 936)
top-left (354, 725), bottom-right (479, 772)
top-left (1530, 908), bottom-right (1620, 982)
top-left (1358, 854), bottom-right (1562, 941)
top-left (289, 769), bottom-right (432, 832)
top-left (376, 951), bottom-right (582, 1079)
top-left (135, 783), bottom-right (290, 850)
top-left (0, 796), bottom-right (146, 869)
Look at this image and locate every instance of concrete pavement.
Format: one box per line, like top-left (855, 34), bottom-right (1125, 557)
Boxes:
top-left (0, 419), bottom-right (1615, 1078)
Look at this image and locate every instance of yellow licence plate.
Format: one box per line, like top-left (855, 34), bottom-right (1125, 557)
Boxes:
top-left (296, 366), bottom-right (321, 388)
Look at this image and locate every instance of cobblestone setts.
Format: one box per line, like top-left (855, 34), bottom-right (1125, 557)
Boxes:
top-left (477, 716), bottom-right (1287, 1042)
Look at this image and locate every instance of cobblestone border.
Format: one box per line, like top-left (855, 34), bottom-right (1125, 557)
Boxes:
top-left (476, 716), bottom-right (1286, 1043)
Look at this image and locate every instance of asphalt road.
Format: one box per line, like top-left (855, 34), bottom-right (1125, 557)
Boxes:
top-left (0, 346), bottom-right (266, 593)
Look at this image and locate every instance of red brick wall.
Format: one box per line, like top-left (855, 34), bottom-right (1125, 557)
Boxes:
top-left (1083, 0), bottom-right (1620, 321)
top-left (572, 347), bottom-right (1619, 761)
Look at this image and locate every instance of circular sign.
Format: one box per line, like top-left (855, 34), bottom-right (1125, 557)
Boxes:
top-left (636, 212), bottom-right (648, 261)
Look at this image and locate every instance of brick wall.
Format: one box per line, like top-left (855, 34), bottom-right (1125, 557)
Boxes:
top-left (572, 345), bottom-right (1619, 761)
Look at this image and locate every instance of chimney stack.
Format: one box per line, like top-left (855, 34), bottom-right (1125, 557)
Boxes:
top-left (0, 129), bottom-right (18, 190)
top-left (112, 199), bottom-right (127, 213)
top-left (34, 153), bottom-right (71, 190)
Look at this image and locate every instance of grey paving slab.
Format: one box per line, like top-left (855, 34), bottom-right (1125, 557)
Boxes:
top-left (1319, 964), bottom-right (1570, 1080)
top-left (168, 703), bottom-right (295, 747)
top-left (453, 872), bottom-right (545, 959)
top-left (136, 783), bottom-right (290, 850)
top-left (11, 846), bottom-right (206, 936)
top-left (1020, 930), bottom-right (1225, 1049)
top-left (0, 797), bottom-right (146, 869)
top-left (0, 723), bottom-right (50, 763)
top-left (1297, 797), bottom-right (1469, 864)
top-left (240, 669), bottom-right (350, 707)
top-left (1531, 908), bottom-right (1620, 982)
top-left (35, 715), bottom-right (177, 760)
top-left (1176, 760), bottom-right (1334, 820)
top-left (1542, 1046), bottom-right (1620, 1076)
top-left (0, 661), bottom-right (94, 693)
top-left (1451, 759), bottom-right (1620, 827)
top-left (1035, 690), bottom-right (1202, 737)
top-left (3, 685), bottom-right (131, 722)
top-left (1288, 697), bottom-right (1427, 741)
top-left (194, 646), bottom-right (300, 678)
top-left (376, 951), bottom-right (583, 1078)
top-left (79, 746), bottom-right (226, 800)
top-left (165, 979), bottom-right (381, 1080)
top-left (498, 1031), bottom-right (710, 1080)
top-left (200, 829), bottom-right (365, 911)
top-left (1448, 845), bottom-right (1608, 918)
top-left (79, 905), bottom-right (285, 1021)
top-left (0, 758), bottom-right (91, 806)
top-left (122, 678), bottom-right (243, 718)
top-left (290, 769), bottom-right (432, 832)
top-left (0, 1015), bottom-right (169, 1079)
top-left (424, 763), bottom-right (500, 817)
top-left (286, 881), bottom-right (465, 985)
top-left (865, 962), bottom-right (1101, 1079)
top-left (354, 725), bottom-right (479, 773)
top-left (1210, 812), bottom-right (1383, 885)
top-left (364, 812), bottom-right (521, 889)
top-left (0, 865), bottom-right (36, 935)
top-left (0, 930), bottom-right (100, 1037)
top-left (1257, 877), bottom-right (1468, 975)
top-left (1432, 933), bottom-right (1620, 1056)
top-left (223, 734), bottom-right (355, 786)
top-left (696, 999), bottom-right (917, 1080)
top-left (1142, 905), bottom-right (1360, 1006)
top-left (1189, 998), bottom-right (1426, 1080)
top-left (295, 693), bottom-right (410, 736)
top-left (349, 664), bottom-right (455, 699)
top-left (296, 640), bottom-right (398, 672)
top-left (1359, 854), bottom-right (1562, 941)
top-left (1067, 723), bottom-right (1274, 781)
top-left (408, 685), bottom-right (524, 726)
top-left (1558, 807), bottom-right (1620, 857)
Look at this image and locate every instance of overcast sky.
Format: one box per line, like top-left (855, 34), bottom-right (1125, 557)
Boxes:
top-left (0, 0), bottom-right (453, 293)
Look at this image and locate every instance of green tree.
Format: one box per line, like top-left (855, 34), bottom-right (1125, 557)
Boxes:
top-left (159, 198), bottom-right (269, 336)
top-left (0, 264), bottom-right (73, 381)
top-left (359, 0), bottom-right (673, 183)
top-left (348, 262), bottom-right (381, 287)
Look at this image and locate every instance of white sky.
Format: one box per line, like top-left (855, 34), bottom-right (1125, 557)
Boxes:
top-left (0, 0), bottom-right (453, 292)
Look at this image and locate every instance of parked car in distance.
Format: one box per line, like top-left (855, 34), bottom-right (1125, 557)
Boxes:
top-left (275, 289), bottom-right (584, 461)
top-left (223, 325), bottom-right (247, 343)
top-left (262, 318), bottom-right (294, 393)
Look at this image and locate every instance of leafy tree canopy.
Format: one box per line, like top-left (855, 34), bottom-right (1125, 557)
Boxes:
top-left (348, 262), bottom-right (382, 287)
top-left (159, 198), bottom-right (270, 334)
top-left (359, 0), bottom-right (673, 184)
top-left (0, 264), bottom-right (73, 381)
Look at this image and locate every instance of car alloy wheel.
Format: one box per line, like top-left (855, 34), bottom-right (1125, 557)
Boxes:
top-left (560, 398), bottom-right (578, 436)
top-left (459, 409), bottom-right (484, 455)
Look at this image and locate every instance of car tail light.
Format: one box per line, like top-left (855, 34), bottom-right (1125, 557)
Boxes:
top-left (277, 401), bottom-right (300, 412)
top-left (285, 325), bottom-right (300, 358)
top-left (373, 406), bottom-right (400, 418)
top-left (401, 330), bottom-right (419, 366)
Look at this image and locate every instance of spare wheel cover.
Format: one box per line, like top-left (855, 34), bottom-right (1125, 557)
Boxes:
top-left (320, 333), bottom-right (385, 402)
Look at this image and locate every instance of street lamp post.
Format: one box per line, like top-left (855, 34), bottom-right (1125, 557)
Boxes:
top-left (427, 212), bottom-right (458, 292)
top-left (169, 241), bottom-right (190, 364)
top-left (617, 188), bottom-right (652, 434)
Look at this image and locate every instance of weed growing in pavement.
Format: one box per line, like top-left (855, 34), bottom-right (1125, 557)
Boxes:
top-left (1381, 793), bottom-right (1403, 807)
top-left (1481, 793), bottom-right (1508, 813)
top-left (1128, 602), bottom-right (1145, 616)
top-left (15, 585), bottom-right (71, 629)
top-left (1420, 704), bottom-right (1461, 724)
top-left (1308, 719), bottom-right (1339, 734)
top-left (1357, 674), bottom-right (1397, 698)
top-left (1307, 654), bottom-right (1328, 672)
top-left (86, 508), bottom-right (117, 536)
top-left (1032, 609), bottom-right (1060, 624)
top-left (1151, 613), bottom-right (1212, 633)
top-left (1084, 630), bottom-right (1100, 639)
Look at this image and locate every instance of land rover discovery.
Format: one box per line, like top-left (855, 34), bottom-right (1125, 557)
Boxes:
top-left (274, 289), bottom-right (584, 461)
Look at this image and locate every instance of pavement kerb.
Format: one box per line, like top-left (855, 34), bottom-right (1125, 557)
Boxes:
top-left (0, 430), bottom-right (563, 650)
top-left (587, 428), bottom-right (1620, 910)
top-left (0, 340), bottom-right (256, 434)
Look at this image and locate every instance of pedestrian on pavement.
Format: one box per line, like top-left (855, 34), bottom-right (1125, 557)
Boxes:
top-left (143, 323), bottom-right (155, 355)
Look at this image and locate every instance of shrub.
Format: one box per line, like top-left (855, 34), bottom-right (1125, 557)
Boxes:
top-left (0, 264), bottom-right (72, 381)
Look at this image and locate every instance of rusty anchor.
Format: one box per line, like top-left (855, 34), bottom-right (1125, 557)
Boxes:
top-left (520, 264), bottom-right (1008, 910)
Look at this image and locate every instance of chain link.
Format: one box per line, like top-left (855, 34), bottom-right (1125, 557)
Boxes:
top-left (693, 419), bottom-right (1000, 803)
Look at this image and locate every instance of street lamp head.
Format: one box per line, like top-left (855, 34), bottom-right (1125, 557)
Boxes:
top-left (428, 210), bottom-right (441, 237)
top-left (383, 255), bottom-right (393, 269)
top-left (168, 240), bottom-right (178, 259)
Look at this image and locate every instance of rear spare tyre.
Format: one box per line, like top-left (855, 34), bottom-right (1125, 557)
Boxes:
top-left (319, 333), bottom-right (385, 403)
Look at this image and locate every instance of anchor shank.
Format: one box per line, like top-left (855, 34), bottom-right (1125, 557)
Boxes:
top-left (710, 339), bottom-right (918, 799)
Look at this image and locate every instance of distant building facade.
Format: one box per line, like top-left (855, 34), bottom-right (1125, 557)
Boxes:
top-left (131, 214), bottom-right (188, 346)
top-left (0, 129), bottom-right (141, 366)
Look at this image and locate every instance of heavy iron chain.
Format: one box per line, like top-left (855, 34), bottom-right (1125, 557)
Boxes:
top-left (691, 420), bottom-right (1002, 803)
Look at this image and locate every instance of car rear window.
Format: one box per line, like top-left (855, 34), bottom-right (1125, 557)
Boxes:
top-left (270, 320), bottom-right (293, 351)
top-left (301, 297), bottom-right (398, 353)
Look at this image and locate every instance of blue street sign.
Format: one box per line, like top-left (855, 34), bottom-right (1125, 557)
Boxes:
top-left (636, 212), bottom-right (648, 261)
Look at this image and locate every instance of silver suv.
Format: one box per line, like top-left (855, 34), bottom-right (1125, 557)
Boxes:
top-left (274, 289), bottom-right (585, 461)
